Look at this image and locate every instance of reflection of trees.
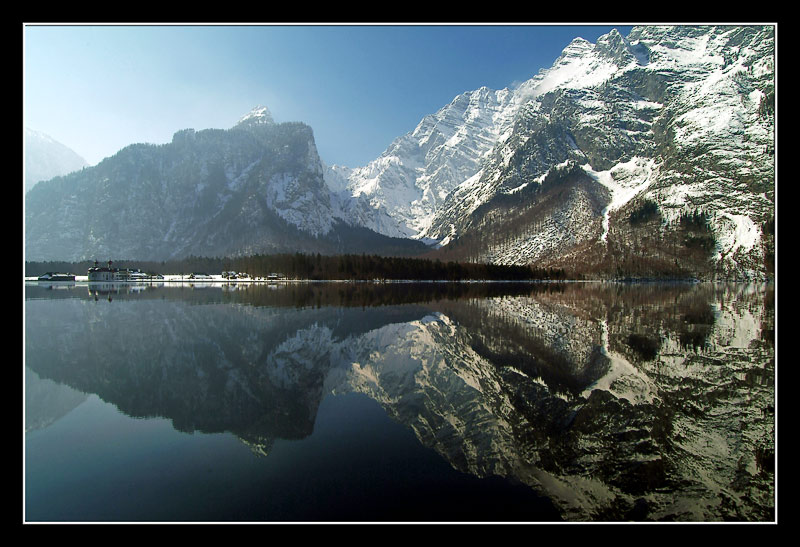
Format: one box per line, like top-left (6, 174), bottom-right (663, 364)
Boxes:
top-left (433, 296), bottom-right (609, 397)
top-left (27, 280), bottom-right (552, 308)
top-left (626, 333), bottom-right (661, 361)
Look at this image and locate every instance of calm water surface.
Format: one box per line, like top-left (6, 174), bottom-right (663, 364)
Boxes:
top-left (24, 281), bottom-right (775, 522)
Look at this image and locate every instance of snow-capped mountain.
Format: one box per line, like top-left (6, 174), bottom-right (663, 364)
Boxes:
top-left (327, 86), bottom-right (520, 239)
top-left (329, 25), bottom-right (775, 280)
top-left (25, 128), bottom-right (88, 194)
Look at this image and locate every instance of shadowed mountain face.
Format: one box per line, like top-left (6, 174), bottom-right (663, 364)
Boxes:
top-left (24, 116), bottom-right (429, 262)
top-left (25, 281), bottom-right (774, 521)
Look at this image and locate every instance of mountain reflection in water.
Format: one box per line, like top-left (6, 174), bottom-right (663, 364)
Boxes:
top-left (25, 281), bottom-right (775, 522)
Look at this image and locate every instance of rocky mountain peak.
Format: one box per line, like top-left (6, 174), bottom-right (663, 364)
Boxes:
top-left (559, 36), bottom-right (594, 58)
top-left (594, 27), bottom-right (638, 66)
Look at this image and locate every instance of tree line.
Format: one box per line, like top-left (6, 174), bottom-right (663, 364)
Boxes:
top-left (25, 253), bottom-right (568, 282)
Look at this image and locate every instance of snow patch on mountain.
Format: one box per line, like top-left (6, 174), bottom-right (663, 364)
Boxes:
top-left (714, 213), bottom-right (761, 258)
top-left (582, 320), bottom-right (659, 405)
top-left (583, 157), bottom-right (658, 242)
top-left (326, 86), bottom-right (520, 239)
top-left (420, 25), bottom-right (771, 278)
top-left (326, 27), bottom-right (651, 244)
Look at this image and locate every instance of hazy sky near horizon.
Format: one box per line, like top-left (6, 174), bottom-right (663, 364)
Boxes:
top-left (24, 24), bottom-right (633, 169)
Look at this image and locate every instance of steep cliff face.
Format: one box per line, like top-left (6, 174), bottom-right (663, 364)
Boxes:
top-left (25, 107), bottom-right (428, 261)
top-left (26, 110), bottom-right (321, 260)
top-left (330, 86), bottom-right (519, 240)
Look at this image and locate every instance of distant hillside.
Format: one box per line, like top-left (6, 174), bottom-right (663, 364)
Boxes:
top-left (25, 128), bottom-right (88, 194)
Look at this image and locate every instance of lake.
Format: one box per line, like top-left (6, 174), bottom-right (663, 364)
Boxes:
top-left (24, 280), bottom-right (775, 522)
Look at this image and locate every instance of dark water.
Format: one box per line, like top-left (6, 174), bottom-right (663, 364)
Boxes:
top-left (24, 281), bottom-right (775, 522)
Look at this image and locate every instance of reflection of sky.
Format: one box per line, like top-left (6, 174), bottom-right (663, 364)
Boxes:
top-left (25, 389), bottom-right (560, 522)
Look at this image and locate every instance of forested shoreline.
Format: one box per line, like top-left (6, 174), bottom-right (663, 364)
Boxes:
top-left (25, 253), bottom-right (568, 281)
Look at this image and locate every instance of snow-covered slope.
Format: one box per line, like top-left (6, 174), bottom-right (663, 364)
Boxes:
top-left (325, 30), bottom-right (649, 241)
top-left (325, 86), bottom-right (520, 239)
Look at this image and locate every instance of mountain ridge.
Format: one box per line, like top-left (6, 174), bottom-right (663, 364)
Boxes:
top-left (25, 118), bottom-right (428, 261)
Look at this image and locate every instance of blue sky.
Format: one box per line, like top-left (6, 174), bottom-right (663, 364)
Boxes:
top-left (24, 24), bottom-right (633, 169)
